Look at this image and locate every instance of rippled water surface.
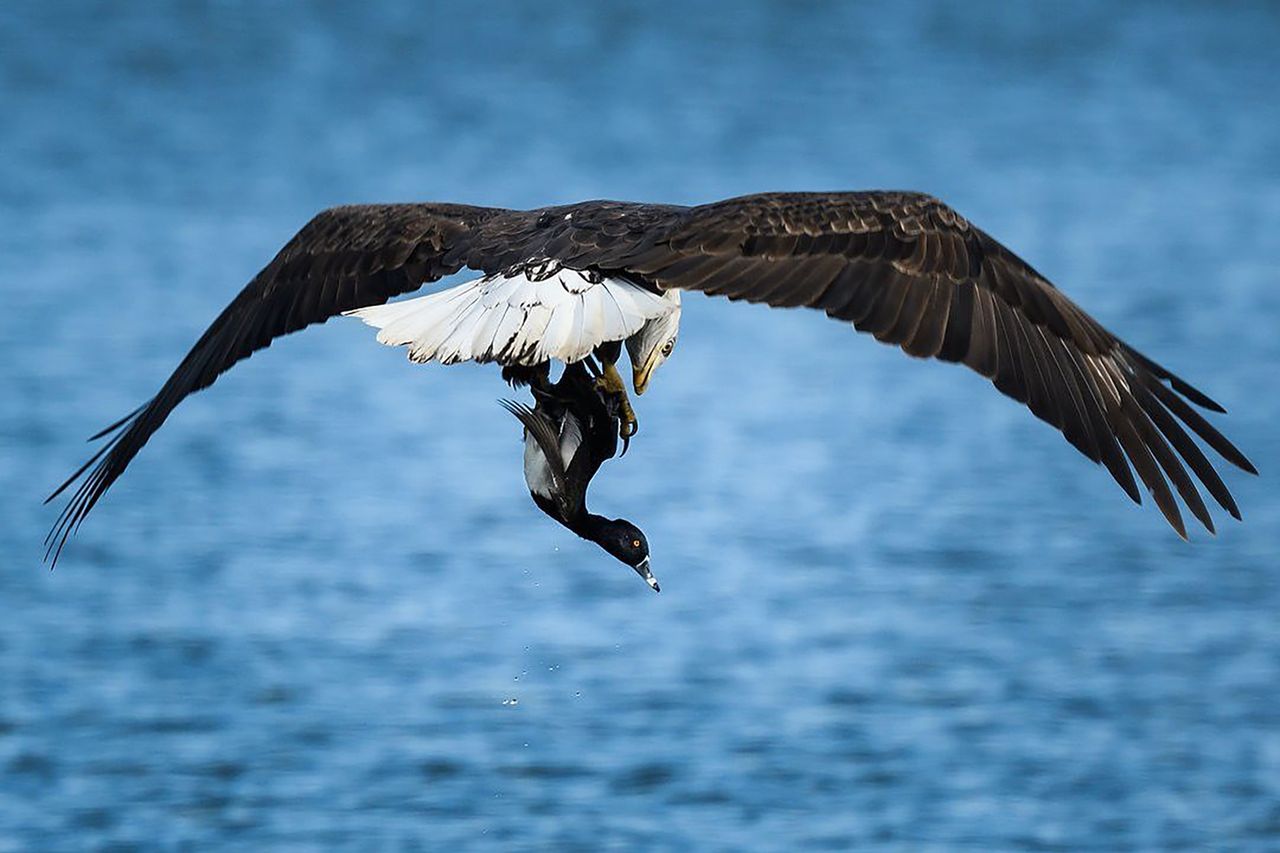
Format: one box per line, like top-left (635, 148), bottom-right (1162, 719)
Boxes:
top-left (3, 2), bottom-right (1279, 849)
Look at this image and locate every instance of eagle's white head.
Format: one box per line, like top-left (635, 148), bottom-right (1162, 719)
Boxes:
top-left (626, 290), bottom-right (681, 395)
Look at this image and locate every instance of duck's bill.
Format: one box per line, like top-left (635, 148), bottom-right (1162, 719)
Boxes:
top-left (633, 556), bottom-right (660, 593)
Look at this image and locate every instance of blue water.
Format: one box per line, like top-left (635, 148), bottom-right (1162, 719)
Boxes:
top-left (3, 2), bottom-right (1279, 849)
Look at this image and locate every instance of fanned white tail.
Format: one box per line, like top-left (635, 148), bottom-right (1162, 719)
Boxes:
top-left (345, 265), bottom-right (677, 366)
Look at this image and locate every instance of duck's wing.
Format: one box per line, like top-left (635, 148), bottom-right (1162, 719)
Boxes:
top-left (500, 399), bottom-right (579, 520)
top-left (582, 190), bottom-right (1254, 537)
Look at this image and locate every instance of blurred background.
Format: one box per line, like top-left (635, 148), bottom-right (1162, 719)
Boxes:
top-left (2, 0), bottom-right (1278, 848)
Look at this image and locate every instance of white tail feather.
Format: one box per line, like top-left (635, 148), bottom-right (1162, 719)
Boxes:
top-left (345, 266), bottom-right (676, 366)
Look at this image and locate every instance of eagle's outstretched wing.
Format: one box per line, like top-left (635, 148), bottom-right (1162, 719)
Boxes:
top-left (594, 190), bottom-right (1255, 536)
top-left (46, 203), bottom-right (502, 563)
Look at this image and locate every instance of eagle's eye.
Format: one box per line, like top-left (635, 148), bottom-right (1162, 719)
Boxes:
top-left (661, 340), bottom-right (674, 357)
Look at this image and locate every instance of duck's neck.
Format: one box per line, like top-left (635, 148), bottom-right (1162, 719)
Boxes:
top-left (566, 510), bottom-right (611, 544)
top-left (531, 493), bottom-right (607, 544)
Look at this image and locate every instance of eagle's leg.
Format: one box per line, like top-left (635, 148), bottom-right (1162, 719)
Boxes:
top-left (502, 362), bottom-right (553, 398)
top-left (501, 362), bottom-right (549, 389)
top-left (591, 341), bottom-right (639, 444)
top-left (600, 362), bottom-right (638, 439)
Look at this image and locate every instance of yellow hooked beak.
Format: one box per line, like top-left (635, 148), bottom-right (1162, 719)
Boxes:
top-left (632, 362), bottom-right (654, 396)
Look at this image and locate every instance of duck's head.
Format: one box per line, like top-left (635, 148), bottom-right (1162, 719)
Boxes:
top-left (590, 518), bottom-right (659, 592)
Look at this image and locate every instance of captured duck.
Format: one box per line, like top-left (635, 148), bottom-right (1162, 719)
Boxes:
top-left (500, 358), bottom-right (658, 591)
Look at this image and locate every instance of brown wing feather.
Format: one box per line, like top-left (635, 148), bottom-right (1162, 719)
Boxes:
top-left (606, 190), bottom-right (1255, 535)
top-left (46, 203), bottom-right (503, 564)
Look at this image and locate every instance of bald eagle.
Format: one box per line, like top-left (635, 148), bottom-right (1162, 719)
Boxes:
top-left (46, 192), bottom-right (1256, 577)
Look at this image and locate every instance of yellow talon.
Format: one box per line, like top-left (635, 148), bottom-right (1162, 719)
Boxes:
top-left (596, 361), bottom-right (639, 446)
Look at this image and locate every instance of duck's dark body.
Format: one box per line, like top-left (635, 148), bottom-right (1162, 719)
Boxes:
top-left (516, 362), bottom-right (621, 525)
top-left (500, 361), bottom-right (657, 590)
